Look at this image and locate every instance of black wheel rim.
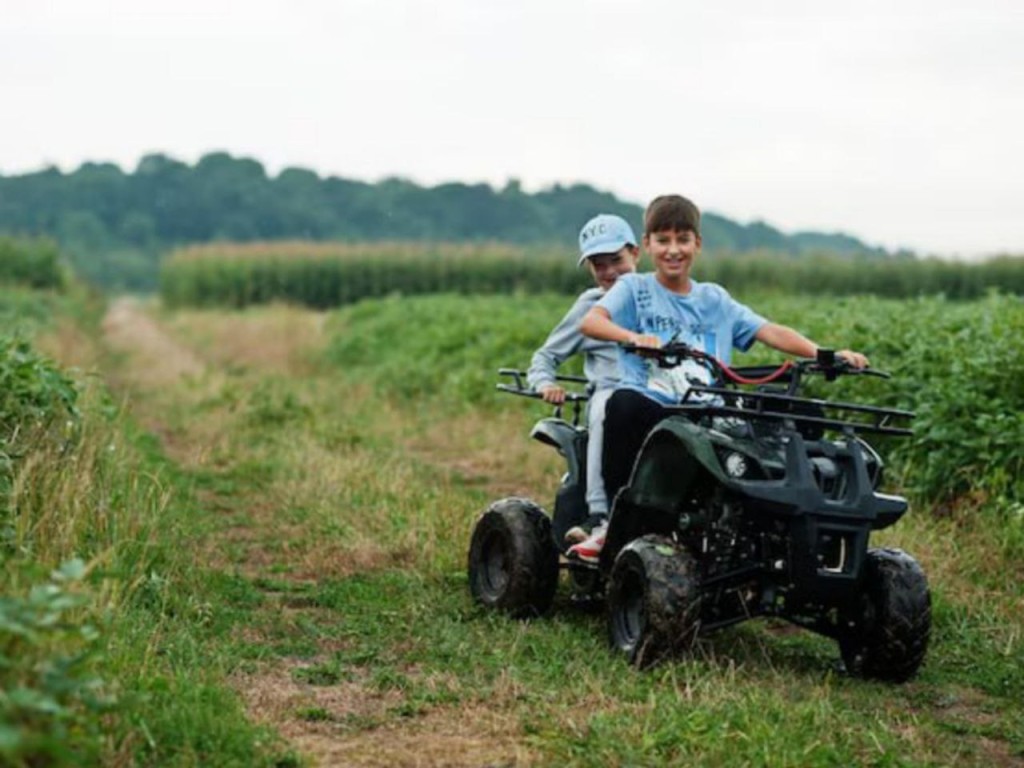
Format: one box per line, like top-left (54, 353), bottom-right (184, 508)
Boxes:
top-left (614, 568), bottom-right (646, 649)
top-left (480, 530), bottom-right (509, 598)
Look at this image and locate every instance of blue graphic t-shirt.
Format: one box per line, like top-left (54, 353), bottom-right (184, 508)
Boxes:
top-left (597, 273), bottom-right (767, 403)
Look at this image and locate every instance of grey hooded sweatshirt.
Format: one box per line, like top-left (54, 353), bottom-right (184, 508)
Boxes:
top-left (526, 288), bottom-right (621, 393)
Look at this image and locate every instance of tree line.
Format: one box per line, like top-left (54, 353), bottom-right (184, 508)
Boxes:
top-left (0, 151), bottom-right (893, 290)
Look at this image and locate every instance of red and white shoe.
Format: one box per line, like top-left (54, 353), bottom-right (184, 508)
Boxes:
top-left (567, 523), bottom-right (607, 564)
top-left (564, 514), bottom-right (607, 545)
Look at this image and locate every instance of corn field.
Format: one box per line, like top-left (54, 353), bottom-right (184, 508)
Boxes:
top-left (159, 241), bottom-right (1024, 309)
top-left (160, 242), bottom-right (590, 308)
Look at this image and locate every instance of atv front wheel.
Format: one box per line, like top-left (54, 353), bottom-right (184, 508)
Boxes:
top-left (840, 548), bottom-right (931, 682)
top-left (607, 534), bottom-right (701, 667)
top-left (468, 498), bottom-right (559, 618)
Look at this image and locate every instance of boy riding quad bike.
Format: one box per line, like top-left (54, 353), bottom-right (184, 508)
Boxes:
top-left (467, 345), bottom-right (931, 681)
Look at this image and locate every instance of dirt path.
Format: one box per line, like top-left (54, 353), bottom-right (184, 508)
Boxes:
top-left (99, 299), bottom-right (534, 767)
top-left (101, 297), bottom-right (230, 466)
top-left (102, 297), bottom-right (206, 387)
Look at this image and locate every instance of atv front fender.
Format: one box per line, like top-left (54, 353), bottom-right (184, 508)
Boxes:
top-left (624, 417), bottom-right (729, 512)
top-left (602, 417), bottom-right (723, 569)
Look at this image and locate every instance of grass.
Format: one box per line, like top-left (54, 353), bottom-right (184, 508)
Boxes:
top-left (150, 298), bottom-right (1024, 762)
top-left (8, 289), bottom-right (1022, 765)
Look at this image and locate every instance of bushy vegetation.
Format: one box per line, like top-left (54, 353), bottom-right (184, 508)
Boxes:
top-left (0, 292), bottom-right (285, 766)
top-left (763, 292), bottom-right (1024, 514)
top-left (325, 291), bottom-right (1024, 514)
top-left (324, 293), bottom-right (577, 403)
top-left (0, 288), bottom-right (63, 336)
top-left (1, 151), bottom-right (888, 290)
top-left (0, 237), bottom-right (65, 291)
top-left (0, 319), bottom-right (109, 765)
top-left (162, 241), bottom-right (1024, 309)
top-left (0, 560), bottom-right (110, 766)
top-left (0, 337), bottom-right (78, 445)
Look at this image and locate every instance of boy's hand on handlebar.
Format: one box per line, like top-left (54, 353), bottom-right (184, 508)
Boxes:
top-left (538, 384), bottom-right (567, 404)
top-left (837, 349), bottom-right (870, 369)
top-left (628, 333), bottom-right (662, 349)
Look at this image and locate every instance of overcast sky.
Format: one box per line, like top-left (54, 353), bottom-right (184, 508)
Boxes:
top-left (2, 0), bottom-right (1022, 257)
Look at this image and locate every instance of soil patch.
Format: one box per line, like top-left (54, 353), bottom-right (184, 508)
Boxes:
top-left (235, 664), bottom-right (535, 767)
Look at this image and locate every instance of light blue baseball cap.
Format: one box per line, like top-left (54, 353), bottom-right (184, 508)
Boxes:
top-left (577, 213), bottom-right (638, 265)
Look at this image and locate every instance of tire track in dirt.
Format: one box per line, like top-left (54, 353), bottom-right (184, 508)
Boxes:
top-left (102, 296), bottom-right (206, 386)
top-left (101, 297), bottom-right (220, 465)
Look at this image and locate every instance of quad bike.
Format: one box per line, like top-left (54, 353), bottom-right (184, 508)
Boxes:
top-left (467, 346), bottom-right (931, 681)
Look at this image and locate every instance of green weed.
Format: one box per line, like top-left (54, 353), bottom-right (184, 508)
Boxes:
top-left (0, 237), bottom-right (65, 291)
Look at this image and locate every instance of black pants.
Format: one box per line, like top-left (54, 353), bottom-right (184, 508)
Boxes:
top-left (601, 389), bottom-right (671, 509)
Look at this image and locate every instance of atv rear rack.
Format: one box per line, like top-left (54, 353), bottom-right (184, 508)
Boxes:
top-left (496, 368), bottom-right (590, 425)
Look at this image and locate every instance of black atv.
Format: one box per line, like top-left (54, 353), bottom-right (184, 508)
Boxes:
top-left (467, 346), bottom-right (930, 681)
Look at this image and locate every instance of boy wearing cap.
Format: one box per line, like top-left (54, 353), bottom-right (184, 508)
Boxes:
top-left (527, 213), bottom-right (640, 541)
top-left (569, 194), bottom-right (869, 563)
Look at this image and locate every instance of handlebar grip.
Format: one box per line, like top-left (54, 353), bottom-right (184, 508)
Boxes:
top-left (858, 368), bottom-right (891, 379)
top-left (496, 384), bottom-right (590, 402)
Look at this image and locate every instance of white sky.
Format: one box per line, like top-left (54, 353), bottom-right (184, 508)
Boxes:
top-left (2, 0), bottom-right (1023, 257)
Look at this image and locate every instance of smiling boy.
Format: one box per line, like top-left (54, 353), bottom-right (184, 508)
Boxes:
top-left (568, 194), bottom-right (868, 563)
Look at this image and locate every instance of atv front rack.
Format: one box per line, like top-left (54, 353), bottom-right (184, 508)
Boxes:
top-left (620, 344), bottom-right (914, 437)
top-left (673, 386), bottom-right (914, 437)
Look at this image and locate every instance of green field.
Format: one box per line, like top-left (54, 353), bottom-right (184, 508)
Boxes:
top-left (2, 283), bottom-right (1023, 766)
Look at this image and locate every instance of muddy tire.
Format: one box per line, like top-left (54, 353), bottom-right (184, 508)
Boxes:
top-left (840, 548), bottom-right (931, 682)
top-left (607, 534), bottom-right (701, 667)
top-left (468, 498), bottom-right (559, 618)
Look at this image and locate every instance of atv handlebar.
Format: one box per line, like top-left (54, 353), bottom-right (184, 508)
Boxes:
top-left (621, 342), bottom-right (889, 392)
top-left (618, 343), bottom-right (912, 436)
top-left (794, 347), bottom-right (891, 382)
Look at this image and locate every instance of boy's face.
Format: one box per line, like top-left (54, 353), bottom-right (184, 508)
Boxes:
top-left (585, 246), bottom-right (639, 290)
top-left (643, 228), bottom-right (701, 283)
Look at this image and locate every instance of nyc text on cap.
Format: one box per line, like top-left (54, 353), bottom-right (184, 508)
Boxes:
top-left (578, 214), bottom-right (638, 265)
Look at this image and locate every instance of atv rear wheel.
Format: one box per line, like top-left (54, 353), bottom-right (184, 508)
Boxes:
top-left (839, 548), bottom-right (931, 682)
top-left (468, 498), bottom-right (559, 618)
top-left (607, 534), bottom-right (701, 667)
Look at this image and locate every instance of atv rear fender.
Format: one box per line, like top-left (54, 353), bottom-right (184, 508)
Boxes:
top-left (531, 418), bottom-right (590, 549)
top-left (530, 418), bottom-right (585, 485)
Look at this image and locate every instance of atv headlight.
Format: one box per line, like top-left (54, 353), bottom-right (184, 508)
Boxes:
top-left (724, 451), bottom-right (749, 479)
top-left (714, 446), bottom-right (769, 480)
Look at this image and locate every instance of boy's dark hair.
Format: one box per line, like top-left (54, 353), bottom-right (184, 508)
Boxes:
top-left (644, 194), bottom-right (701, 236)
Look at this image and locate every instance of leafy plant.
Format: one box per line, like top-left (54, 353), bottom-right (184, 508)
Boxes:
top-left (0, 337), bottom-right (79, 435)
top-left (0, 559), bottom-right (110, 767)
top-left (1, 336), bottom-right (80, 549)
